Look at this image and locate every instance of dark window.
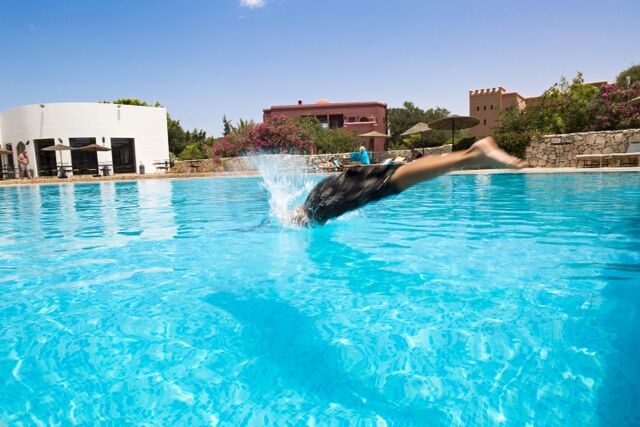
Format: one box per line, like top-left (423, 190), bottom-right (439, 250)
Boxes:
top-left (329, 114), bottom-right (344, 129)
top-left (490, 105), bottom-right (494, 110)
top-left (476, 106), bottom-right (479, 111)
top-left (34, 138), bottom-right (57, 176)
top-left (483, 105), bottom-right (487, 110)
top-left (359, 117), bottom-right (369, 122)
top-left (316, 115), bottom-right (328, 128)
top-left (348, 116), bottom-right (356, 123)
top-left (483, 119), bottom-right (487, 125)
top-left (4, 144), bottom-right (15, 172)
top-left (69, 137), bottom-right (98, 175)
top-left (111, 138), bottom-right (136, 173)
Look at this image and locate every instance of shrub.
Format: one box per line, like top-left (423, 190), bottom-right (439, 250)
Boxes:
top-left (178, 143), bottom-right (208, 160)
top-left (616, 64), bottom-right (640, 87)
top-left (494, 131), bottom-right (537, 158)
top-left (453, 136), bottom-right (477, 152)
top-left (591, 83), bottom-right (640, 131)
top-left (495, 72), bottom-right (640, 148)
top-left (317, 128), bottom-right (358, 153)
top-left (292, 116), bottom-right (359, 154)
top-left (212, 116), bottom-right (314, 160)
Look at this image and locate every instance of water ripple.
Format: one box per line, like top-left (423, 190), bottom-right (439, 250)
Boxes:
top-left (0, 172), bottom-right (638, 425)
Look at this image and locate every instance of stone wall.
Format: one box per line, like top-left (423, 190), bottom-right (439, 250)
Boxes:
top-left (171, 145), bottom-right (452, 173)
top-left (525, 128), bottom-right (640, 167)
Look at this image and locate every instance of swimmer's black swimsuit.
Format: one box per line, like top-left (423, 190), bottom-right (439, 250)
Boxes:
top-left (302, 164), bottom-right (402, 225)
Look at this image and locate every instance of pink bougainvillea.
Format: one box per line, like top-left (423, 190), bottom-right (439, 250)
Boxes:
top-left (212, 116), bottom-right (315, 161)
top-left (590, 83), bottom-right (640, 131)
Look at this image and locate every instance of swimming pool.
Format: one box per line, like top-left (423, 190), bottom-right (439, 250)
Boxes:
top-left (1, 172), bottom-right (639, 425)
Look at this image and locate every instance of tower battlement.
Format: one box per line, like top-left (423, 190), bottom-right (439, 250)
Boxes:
top-left (469, 87), bottom-right (506, 96)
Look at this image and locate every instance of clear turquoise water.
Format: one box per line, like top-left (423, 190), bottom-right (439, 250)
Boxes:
top-left (0, 172), bottom-right (639, 426)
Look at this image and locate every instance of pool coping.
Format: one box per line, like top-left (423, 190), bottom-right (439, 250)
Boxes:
top-left (0, 167), bottom-right (638, 188)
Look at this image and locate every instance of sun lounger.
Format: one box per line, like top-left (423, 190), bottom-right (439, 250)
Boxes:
top-left (609, 143), bottom-right (640, 167)
top-left (576, 143), bottom-right (640, 168)
top-left (575, 153), bottom-right (610, 168)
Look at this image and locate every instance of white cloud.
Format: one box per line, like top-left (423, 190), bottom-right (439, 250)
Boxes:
top-left (239, 0), bottom-right (265, 8)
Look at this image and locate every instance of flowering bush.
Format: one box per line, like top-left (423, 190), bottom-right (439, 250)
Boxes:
top-left (212, 116), bottom-right (314, 160)
top-left (495, 72), bottom-right (640, 156)
top-left (591, 83), bottom-right (640, 131)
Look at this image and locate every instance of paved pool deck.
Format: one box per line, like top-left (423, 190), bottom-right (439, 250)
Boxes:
top-left (0, 167), bottom-right (638, 187)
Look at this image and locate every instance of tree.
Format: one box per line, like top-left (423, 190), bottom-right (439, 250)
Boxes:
top-left (178, 143), bottom-right (207, 160)
top-left (223, 115), bottom-right (232, 135)
top-left (293, 116), bottom-right (358, 154)
top-left (553, 73), bottom-right (599, 133)
top-left (493, 71), bottom-right (631, 156)
top-left (387, 102), bottom-right (450, 148)
top-left (102, 98), bottom-right (163, 107)
top-left (616, 64), bottom-right (640, 87)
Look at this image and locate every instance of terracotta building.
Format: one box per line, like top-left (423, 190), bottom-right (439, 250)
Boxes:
top-left (469, 82), bottom-right (607, 138)
top-left (263, 99), bottom-right (388, 151)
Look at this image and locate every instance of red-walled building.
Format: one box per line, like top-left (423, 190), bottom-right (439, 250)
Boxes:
top-left (263, 99), bottom-right (388, 152)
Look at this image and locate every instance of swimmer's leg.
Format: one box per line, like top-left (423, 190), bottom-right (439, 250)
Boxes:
top-left (390, 137), bottom-right (527, 192)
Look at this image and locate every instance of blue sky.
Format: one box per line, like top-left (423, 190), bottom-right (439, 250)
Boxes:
top-left (1, 0), bottom-right (638, 135)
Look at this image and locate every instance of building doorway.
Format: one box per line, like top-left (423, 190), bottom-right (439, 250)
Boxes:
top-left (34, 139), bottom-right (57, 176)
top-left (111, 138), bottom-right (136, 173)
top-left (69, 137), bottom-right (98, 175)
top-left (3, 144), bottom-right (15, 178)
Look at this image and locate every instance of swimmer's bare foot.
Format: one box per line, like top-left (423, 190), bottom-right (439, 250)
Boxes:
top-left (469, 137), bottom-right (528, 169)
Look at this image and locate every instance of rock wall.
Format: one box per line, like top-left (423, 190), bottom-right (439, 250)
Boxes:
top-left (525, 128), bottom-right (640, 167)
top-left (171, 145), bottom-right (452, 173)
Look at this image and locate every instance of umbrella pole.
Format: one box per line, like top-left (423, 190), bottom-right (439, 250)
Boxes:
top-left (451, 127), bottom-right (455, 152)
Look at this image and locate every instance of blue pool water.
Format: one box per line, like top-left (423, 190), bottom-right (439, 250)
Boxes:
top-left (0, 171), bottom-right (639, 426)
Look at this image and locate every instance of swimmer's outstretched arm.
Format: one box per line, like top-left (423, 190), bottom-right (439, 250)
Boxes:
top-left (389, 137), bottom-right (527, 192)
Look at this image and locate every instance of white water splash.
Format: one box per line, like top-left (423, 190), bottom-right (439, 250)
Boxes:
top-left (244, 154), bottom-right (316, 225)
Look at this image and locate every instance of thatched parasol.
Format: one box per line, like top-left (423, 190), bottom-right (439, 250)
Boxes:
top-left (73, 143), bottom-right (111, 152)
top-left (401, 122), bottom-right (432, 153)
top-left (358, 130), bottom-right (389, 138)
top-left (42, 143), bottom-right (72, 177)
top-left (42, 143), bottom-right (72, 152)
top-left (358, 130), bottom-right (389, 151)
top-left (0, 148), bottom-right (12, 155)
top-left (428, 115), bottom-right (480, 150)
top-left (400, 122), bottom-right (431, 136)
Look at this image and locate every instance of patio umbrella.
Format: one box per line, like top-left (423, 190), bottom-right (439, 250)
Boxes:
top-left (358, 131), bottom-right (389, 138)
top-left (0, 148), bottom-right (12, 155)
top-left (74, 143), bottom-right (111, 152)
top-left (42, 143), bottom-right (72, 177)
top-left (358, 130), bottom-right (389, 152)
top-left (401, 122), bottom-right (432, 153)
top-left (400, 122), bottom-right (431, 136)
top-left (428, 115), bottom-right (480, 151)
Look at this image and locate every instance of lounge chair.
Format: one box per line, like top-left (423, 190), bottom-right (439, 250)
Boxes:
top-left (575, 153), bottom-right (610, 168)
top-left (609, 143), bottom-right (640, 167)
top-left (576, 143), bottom-right (640, 168)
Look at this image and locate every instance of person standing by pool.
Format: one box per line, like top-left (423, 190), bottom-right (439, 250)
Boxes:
top-left (359, 146), bottom-right (370, 165)
top-left (291, 137), bottom-right (527, 226)
top-left (349, 146), bottom-right (370, 166)
top-left (17, 149), bottom-right (32, 179)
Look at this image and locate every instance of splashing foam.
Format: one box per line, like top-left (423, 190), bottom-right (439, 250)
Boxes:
top-left (244, 154), bottom-right (316, 226)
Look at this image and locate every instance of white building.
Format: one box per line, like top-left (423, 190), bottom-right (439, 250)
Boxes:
top-left (0, 102), bottom-right (170, 177)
